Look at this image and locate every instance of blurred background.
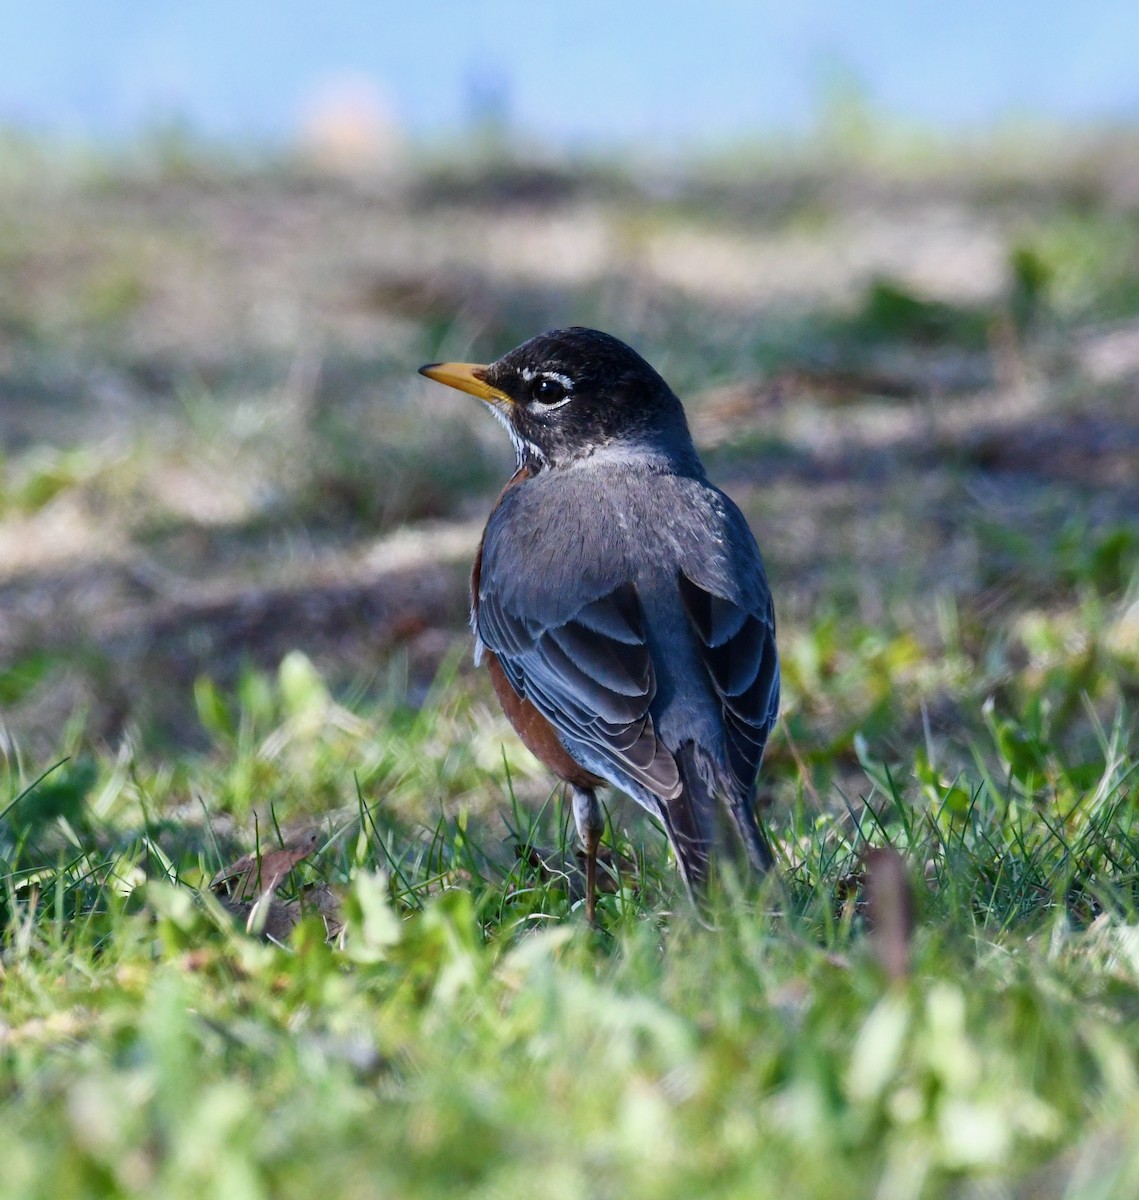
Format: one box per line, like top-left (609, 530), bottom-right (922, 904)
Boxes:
top-left (5, 1), bottom-right (1139, 145)
top-left (1, 1), bottom-right (1138, 823)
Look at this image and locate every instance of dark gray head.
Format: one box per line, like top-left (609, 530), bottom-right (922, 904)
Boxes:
top-left (420, 327), bottom-right (701, 473)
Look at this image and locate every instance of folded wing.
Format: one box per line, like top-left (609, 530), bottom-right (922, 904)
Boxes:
top-left (677, 570), bottom-right (780, 799)
top-left (477, 580), bottom-right (681, 801)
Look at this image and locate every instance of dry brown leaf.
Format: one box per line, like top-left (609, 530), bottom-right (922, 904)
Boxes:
top-left (861, 845), bottom-right (915, 984)
top-left (218, 881), bottom-right (343, 942)
top-left (210, 827), bottom-right (322, 901)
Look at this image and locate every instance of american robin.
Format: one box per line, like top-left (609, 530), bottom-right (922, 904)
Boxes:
top-left (420, 327), bottom-right (779, 920)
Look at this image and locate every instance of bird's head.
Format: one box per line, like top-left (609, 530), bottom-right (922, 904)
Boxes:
top-left (420, 327), bottom-right (699, 473)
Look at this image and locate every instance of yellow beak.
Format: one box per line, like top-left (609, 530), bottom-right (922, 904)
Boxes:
top-left (418, 361), bottom-right (512, 404)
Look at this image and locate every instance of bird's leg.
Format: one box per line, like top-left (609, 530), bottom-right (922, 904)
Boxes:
top-left (571, 786), bottom-right (603, 924)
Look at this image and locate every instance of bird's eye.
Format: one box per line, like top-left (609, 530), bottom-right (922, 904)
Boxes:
top-left (532, 377), bottom-right (567, 405)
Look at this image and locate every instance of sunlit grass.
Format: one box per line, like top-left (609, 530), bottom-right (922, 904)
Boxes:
top-left (4, 598), bottom-right (1139, 1198)
top-left (4, 138), bottom-right (1139, 1199)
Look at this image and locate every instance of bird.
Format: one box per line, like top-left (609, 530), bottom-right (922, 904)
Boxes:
top-left (419, 327), bottom-right (779, 921)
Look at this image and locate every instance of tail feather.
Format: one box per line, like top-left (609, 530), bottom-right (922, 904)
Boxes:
top-left (661, 741), bottom-right (774, 895)
top-left (659, 749), bottom-right (712, 895)
top-left (725, 789), bottom-right (775, 873)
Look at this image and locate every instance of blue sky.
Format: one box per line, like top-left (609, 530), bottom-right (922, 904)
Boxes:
top-left (2, 1), bottom-right (1138, 147)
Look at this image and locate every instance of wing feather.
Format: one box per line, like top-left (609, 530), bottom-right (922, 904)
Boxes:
top-left (678, 570), bottom-right (779, 794)
top-left (478, 579), bottom-right (681, 800)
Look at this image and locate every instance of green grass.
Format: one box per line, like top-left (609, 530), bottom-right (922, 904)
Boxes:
top-left (4, 135), bottom-right (1139, 1198)
top-left (4, 594), bottom-right (1139, 1199)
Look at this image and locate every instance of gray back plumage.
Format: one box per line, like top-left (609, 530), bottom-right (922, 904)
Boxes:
top-left (477, 447), bottom-right (779, 886)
